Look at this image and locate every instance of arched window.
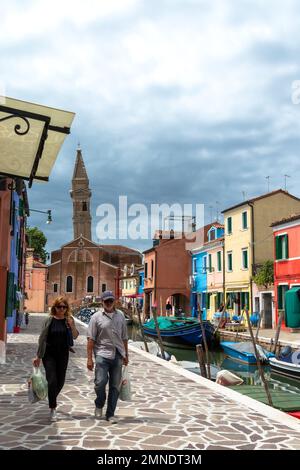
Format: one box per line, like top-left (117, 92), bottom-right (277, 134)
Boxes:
top-left (82, 202), bottom-right (87, 211)
top-left (87, 276), bottom-right (94, 293)
top-left (66, 276), bottom-right (73, 293)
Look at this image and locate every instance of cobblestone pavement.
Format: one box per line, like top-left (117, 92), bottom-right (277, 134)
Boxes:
top-left (1, 314), bottom-right (300, 450)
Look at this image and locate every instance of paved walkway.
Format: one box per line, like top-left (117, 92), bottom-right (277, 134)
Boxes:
top-left (1, 314), bottom-right (300, 450)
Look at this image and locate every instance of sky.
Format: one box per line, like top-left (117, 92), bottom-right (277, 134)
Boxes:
top-left (2, 0), bottom-right (300, 256)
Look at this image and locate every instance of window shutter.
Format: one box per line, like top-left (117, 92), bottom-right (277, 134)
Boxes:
top-left (275, 236), bottom-right (282, 260)
top-left (285, 234), bottom-right (289, 259)
top-left (5, 272), bottom-right (15, 317)
top-left (217, 251), bottom-right (222, 271)
top-left (208, 254), bottom-right (212, 272)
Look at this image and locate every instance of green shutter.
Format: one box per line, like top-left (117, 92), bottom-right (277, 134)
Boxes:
top-left (242, 212), bottom-right (247, 229)
top-left (278, 286), bottom-right (283, 309)
top-left (208, 254), bottom-right (212, 272)
top-left (276, 236), bottom-right (282, 260)
top-left (5, 272), bottom-right (15, 317)
top-left (243, 250), bottom-right (248, 269)
top-left (285, 234), bottom-right (289, 259)
top-left (228, 253), bottom-right (232, 271)
top-left (227, 217), bottom-right (232, 234)
top-left (18, 199), bottom-right (24, 217)
top-left (206, 293), bottom-right (210, 309)
top-left (217, 251), bottom-right (222, 271)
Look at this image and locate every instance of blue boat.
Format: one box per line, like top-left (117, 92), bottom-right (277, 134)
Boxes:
top-left (220, 341), bottom-right (275, 365)
top-left (143, 316), bottom-right (215, 348)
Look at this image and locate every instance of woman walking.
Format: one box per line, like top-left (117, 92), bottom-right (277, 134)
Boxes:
top-left (33, 297), bottom-right (79, 421)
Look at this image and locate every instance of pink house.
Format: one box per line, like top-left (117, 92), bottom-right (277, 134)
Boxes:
top-left (25, 248), bottom-right (47, 313)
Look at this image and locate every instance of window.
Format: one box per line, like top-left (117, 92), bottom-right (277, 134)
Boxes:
top-left (278, 285), bottom-right (289, 309)
top-left (209, 228), bottom-right (216, 241)
top-left (87, 276), bottom-right (94, 293)
top-left (217, 292), bottom-right (223, 308)
top-left (53, 283), bottom-right (58, 293)
top-left (145, 262), bottom-right (148, 278)
top-left (206, 293), bottom-right (211, 309)
top-left (102, 283), bottom-right (106, 293)
top-left (193, 258), bottom-right (197, 274)
top-left (208, 254), bottom-right (212, 273)
top-left (82, 202), bottom-right (87, 211)
top-left (242, 248), bottom-right (248, 269)
top-left (227, 217), bottom-right (232, 235)
top-left (151, 260), bottom-right (154, 278)
top-left (275, 234), bottom-right (289, 260)
top-left (203, 256), bottom-right (207, 273)
top-left (217, 251), bottom-right (222, 272)
top-left (227, 252), bottom-right (233, 271)
top-left (139, 274), bottom-right (143, 286)
top-left (66, 276), bottom-right (73, 293)
top-left (242, 211), bottom-right (248, 229)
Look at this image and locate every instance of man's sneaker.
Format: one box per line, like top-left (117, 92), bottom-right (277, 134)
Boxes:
top-left (106, 416), bottom-right (119, 424)
top-left (94, 407), bottom-right (103, 419)
top-left (49, 409), bottom-right (57, 422)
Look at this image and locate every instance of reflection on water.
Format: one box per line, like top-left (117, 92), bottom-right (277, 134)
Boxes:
top-left (128, 324), bottom-right (300, 394)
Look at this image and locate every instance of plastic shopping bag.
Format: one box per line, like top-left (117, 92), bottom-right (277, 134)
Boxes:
top-left (119, 366), bottom-right (131, 402)
top-left (27, 378), bottom-right (40, 404)
top-left (31, 367), bottom-right (48, 400)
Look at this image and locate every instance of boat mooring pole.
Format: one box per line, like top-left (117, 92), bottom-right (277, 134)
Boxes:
top-left (255, 309), bottom-right (264, 341)
top-left (136, 306), bottom-right (149, 353)
top-left (273, 311), bottom-right (284, 355)
top-left (197, 303), bottom-right (211, 380)
top-left (245, 309), bottom-right (273, 407)
top-left (152, 306), bottom-right (166, 360)
top-left (196, 344), bottom-right (207, 378)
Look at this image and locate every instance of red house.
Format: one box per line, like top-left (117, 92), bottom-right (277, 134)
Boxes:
top-left (272, 214), bottom-right (300, 328)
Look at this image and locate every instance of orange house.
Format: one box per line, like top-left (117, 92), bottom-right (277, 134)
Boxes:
top-left (25, 248), bottom-right (47, 313)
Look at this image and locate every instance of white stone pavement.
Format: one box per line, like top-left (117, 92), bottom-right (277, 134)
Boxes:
top-left (0, 313), bottom-right (300, 450)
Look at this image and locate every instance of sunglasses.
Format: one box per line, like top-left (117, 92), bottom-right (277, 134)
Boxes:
top-left (56, 305), bottom-right (67, 309)
top-left (103, 299), bottom-right (114, 304)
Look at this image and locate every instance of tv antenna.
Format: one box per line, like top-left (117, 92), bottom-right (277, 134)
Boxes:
top-left (284, 174), bottom-right (290, 192)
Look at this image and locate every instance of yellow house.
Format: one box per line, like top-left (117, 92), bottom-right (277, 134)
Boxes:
top-left (222, 189), bottom-right (300, 317)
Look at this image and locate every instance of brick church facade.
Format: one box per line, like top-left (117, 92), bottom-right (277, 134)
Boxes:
top-left (46, 148), bottom-right (141, 308)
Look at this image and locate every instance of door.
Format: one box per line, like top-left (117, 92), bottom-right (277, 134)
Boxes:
top-left (263, 293), bottom-right (272, 328)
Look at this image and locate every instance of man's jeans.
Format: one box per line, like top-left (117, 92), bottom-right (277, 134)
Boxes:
top-left (94, 352), bottom-right (123, 418)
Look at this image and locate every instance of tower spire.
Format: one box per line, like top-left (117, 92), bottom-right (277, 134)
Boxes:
top-left (70, 147), bottom-right (92, 240)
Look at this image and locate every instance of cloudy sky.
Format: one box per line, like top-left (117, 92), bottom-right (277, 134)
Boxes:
top-left (2, 0), bottom-right (300, 255)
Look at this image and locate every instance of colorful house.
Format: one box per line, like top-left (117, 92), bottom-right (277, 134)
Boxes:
top-left (206, 227), bottom-right (225, 320)
top-left (222, 189), bottom-right (300, 323)
top-left (24, 248), bottom-right (48, 313)
top-left (271, 214), bottom-right (300, 328)
top-left (190, 223), bottom-right (224, 319)
top-left (119, 263), bottom-right (143, 309)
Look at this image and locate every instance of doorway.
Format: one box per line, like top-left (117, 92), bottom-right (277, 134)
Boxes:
top-left (262, 293), bottom-right (273, 328)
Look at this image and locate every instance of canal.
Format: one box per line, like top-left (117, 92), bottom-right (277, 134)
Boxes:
top-left (128, 324), bottom-right (300, 396)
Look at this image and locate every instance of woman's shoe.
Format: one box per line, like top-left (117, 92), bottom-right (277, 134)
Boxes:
top-left (50, 409), bottom-right (57, 422)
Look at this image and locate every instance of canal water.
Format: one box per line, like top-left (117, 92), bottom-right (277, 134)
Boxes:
top-left (128, 324), bottom-right (300, 396)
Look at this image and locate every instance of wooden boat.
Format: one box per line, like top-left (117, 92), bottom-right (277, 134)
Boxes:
top-left (143, 316), bottom-right (215, 348)
top-left (220, 341), bottom-right (274, 364)
top-left (269, 357), bottom-right (300, 381)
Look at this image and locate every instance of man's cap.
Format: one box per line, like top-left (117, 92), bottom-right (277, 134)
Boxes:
top-left (101, 290), bottom-right (115, 301)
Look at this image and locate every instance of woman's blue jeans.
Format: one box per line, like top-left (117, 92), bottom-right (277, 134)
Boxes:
top-left (94, 352), bottom-right (123, 418)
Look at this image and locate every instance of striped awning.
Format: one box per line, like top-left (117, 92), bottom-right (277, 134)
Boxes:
top-left (0, 96), bottom-right (75, 186)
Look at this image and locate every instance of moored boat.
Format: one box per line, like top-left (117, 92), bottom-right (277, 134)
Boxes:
top-left (143, 316), bottom-right (215, 348)
top-left (220, 341), bottom-right (274, 364)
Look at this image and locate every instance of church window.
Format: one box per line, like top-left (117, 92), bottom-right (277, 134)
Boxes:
top-left (66, 276), bottom-right (73, 292)
top-left (87, 276), bottom-right (94, 292)
top-left (53, 283), bottom-right (58, 293)
top-left (102, 283), bottom-right (107, 293)
top-left (82, 202), bottom-right (87, 211)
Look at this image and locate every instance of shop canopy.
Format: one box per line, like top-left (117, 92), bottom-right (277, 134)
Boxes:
top-left (0, 96), bottom-right (75, 186)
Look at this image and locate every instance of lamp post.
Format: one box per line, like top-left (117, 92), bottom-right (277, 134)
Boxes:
top-left (29, 209), bottom-right (52, 224)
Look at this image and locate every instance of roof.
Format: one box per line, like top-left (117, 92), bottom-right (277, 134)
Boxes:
top-left (271, 213), bottom-right (300, 227)
top-left (222, 189), bottom-right (300, 214)
top-left (101, 245), bottom-right (142, 255)
top-left (72, 148), bottom-right (89, 181)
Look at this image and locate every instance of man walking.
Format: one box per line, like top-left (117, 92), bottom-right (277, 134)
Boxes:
top-left (87, 291), bottom-right (128, 423)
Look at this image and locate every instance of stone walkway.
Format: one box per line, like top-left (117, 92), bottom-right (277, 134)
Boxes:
top-left (1, 314), bottom-right (300, 450)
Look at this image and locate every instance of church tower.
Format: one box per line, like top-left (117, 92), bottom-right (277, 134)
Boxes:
top-left (70, 146), bottom-right (92, 240)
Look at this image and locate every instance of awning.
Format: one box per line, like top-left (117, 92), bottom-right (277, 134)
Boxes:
top-left (123, 293), bottom-right (143, 298)
top-left (0, 96), bottom-right (75, 186)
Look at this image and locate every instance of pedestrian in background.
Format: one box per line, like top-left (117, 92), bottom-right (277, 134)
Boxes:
top-left (32, 297), bottom-right (79, 421)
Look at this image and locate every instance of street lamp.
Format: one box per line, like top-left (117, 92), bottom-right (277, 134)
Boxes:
top-left (30, 209), bottom-right (52, 224)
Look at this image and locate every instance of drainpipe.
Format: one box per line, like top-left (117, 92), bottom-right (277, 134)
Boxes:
top-left (248, 202), bottom-right (255, 314)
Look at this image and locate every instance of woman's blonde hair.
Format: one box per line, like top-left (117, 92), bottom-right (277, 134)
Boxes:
top-left (50, 297), bottom-right (72, 318)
